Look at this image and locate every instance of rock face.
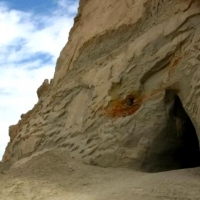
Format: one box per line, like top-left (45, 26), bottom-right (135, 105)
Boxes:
top-left (3, 0), bottom-right (200, 172)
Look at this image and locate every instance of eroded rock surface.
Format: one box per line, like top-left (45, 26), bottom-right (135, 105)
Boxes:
top-left (3, 0), bottom-right (200, 171)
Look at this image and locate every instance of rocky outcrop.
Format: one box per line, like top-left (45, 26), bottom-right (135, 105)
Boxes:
top-left (3, 0), bottom-right (200, 171)
top-left (36, 79), bottom-right (50, 99)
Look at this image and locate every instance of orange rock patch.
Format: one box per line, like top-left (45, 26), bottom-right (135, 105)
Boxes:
top-left (103, 93), bottom-right (143, 118)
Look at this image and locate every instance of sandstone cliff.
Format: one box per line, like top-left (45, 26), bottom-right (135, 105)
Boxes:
top-left (3, 0), bottom-right (200, 172)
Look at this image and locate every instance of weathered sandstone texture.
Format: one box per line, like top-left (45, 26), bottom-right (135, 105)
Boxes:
top-left (3, 0), bottom-right (200, 172)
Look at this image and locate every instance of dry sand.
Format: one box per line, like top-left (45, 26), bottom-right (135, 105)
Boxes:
top-left (0, 149), bottom-right (200, 200)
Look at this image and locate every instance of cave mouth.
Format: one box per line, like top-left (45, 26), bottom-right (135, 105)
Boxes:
top-left (143, 93), bottom-right (200, 172)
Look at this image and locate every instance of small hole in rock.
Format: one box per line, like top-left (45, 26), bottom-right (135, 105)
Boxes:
top-left (125, 95), bottom-right (135, 107)
top-left (86, 138), bottom-right (92, 145)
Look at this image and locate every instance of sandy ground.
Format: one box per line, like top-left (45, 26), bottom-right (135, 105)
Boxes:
top-left (0, 149), bottom-right (200, 200)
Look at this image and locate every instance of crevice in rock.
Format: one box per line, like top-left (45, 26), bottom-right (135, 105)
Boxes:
top-left (142, 91), bottom-right (200, 172)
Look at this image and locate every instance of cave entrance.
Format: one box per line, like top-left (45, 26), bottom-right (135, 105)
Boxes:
top-left (143, 92), bottom-right (200, 172)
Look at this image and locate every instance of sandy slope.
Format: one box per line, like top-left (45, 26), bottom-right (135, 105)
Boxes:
top-left (0, 149), bottom-right (200, 200)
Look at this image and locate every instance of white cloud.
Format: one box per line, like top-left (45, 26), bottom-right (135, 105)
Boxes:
top-left (0, 0), bottom-right (78, 159)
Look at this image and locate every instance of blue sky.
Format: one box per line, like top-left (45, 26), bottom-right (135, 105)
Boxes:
top-left (7, 0), bottom-right (58, 13)
top-left (0, 0), bottom-right (79, 159)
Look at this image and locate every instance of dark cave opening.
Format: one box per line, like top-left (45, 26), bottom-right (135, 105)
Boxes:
top-left (143, 93), bottom-right (200, 172)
